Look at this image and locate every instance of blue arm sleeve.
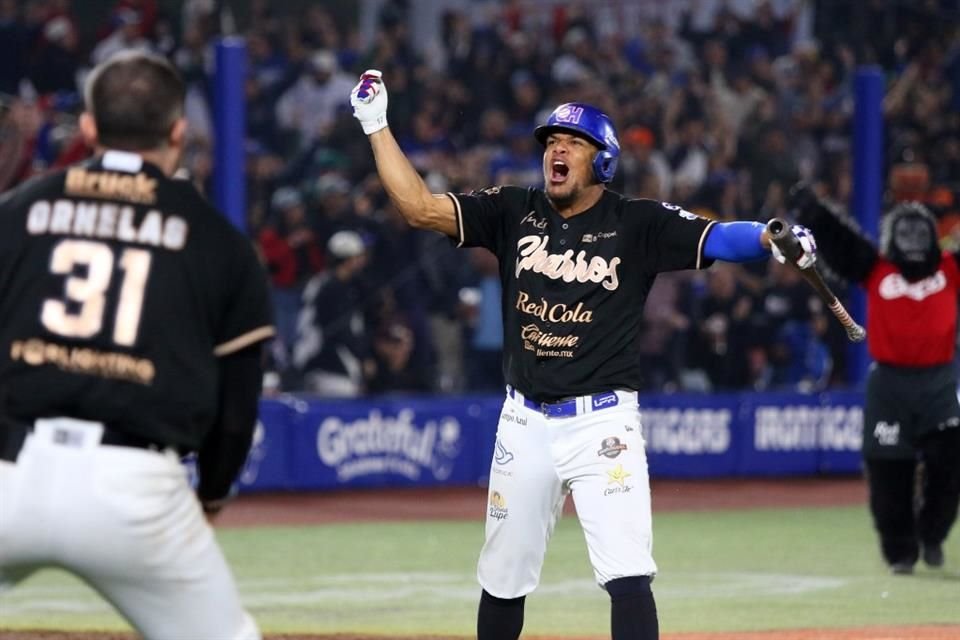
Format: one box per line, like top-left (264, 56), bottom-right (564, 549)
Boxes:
top-left (703, 221), bottom-right (769, 262)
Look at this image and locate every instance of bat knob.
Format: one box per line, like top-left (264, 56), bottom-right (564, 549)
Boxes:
top-left (847, 324), bottom-right (867, 342)
top-left (766, 218), bottom-right (788, 237)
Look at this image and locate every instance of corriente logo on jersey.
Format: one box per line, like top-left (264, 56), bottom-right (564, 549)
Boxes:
top-left (520, 323), bottom-right (578, 358)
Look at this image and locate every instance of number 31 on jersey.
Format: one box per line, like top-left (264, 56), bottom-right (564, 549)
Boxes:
top-left (41, 239), bottom-right (152, 347)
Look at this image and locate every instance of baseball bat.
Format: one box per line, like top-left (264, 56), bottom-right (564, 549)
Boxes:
top-left (766, 218), bottom-right (867, 343)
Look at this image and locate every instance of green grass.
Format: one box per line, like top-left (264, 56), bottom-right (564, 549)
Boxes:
top-left (1, 505), bottom-right (958, 635)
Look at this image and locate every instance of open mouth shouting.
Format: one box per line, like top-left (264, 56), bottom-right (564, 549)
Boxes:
top-left (550, 159), bottom-right (570, 184)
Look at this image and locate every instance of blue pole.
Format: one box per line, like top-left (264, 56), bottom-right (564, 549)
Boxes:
top-left (213, 37), bottom-right (247, 232)
top-left (850, 66), bottom-right (884, 386)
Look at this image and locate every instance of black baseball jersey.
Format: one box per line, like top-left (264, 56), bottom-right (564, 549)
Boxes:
top-left (450, 186), bottom-right (714, 401)
top-left (0, 151), bottom-right (274, 449)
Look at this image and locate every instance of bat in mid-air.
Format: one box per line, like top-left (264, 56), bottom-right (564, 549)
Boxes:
top-left (766, 218), bottom-right (867, 343)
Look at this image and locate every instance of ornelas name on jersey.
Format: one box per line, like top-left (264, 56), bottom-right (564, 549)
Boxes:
top-left (25, 199), bottom-right (188, 251)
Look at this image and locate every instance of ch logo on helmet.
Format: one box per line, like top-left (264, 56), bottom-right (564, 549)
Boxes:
top-left (597, 436), bottom-right (627, 458)
top-left (555, 105), bottom-right (584, 125)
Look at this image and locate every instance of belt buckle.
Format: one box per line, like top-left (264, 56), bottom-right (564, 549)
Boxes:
top-left (541, 400), bottom-right (570, 418)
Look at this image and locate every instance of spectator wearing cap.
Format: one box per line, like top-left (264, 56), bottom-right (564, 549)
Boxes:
top-left (619, 125), bottom-right (672, 200)
top-left (29, 14), bottom-right (81, 94)
top-left (275, 49), bottom-right (356, 145)
top-left (310, 171), bottom-right (370, 240)
top-left (293, 230), bottom-right (373, 396)
top-left (91, 8), bottom-right (153, 65)
top-left (105, 0), bottom-right (158, 40)
top-left (258, 186), bottom-right (325, 367)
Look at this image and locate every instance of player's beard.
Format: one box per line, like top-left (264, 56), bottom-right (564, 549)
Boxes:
top-left (546, 186), bottom-right (576, 211)
top-left (545, 174), bottom-right (588, 211)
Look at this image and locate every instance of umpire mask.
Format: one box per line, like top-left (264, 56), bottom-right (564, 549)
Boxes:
top-left (880, 202), bottom-right (940, 281)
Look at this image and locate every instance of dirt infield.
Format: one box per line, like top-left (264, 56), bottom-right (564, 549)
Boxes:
top-left (6, 625), bottom-right (960, 639)
top-left (214, 476), bottom-right (869, 527)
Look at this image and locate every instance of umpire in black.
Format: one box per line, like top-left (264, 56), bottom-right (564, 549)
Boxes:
top-left (0, 51), bottom-right (271, 638)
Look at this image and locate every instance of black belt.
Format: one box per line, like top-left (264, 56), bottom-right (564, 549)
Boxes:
top-left (0, 418), bottom-right (167, 463)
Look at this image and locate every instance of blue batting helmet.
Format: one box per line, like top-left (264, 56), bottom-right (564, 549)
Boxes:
top-left (534, 103), bottom-right (620, 183)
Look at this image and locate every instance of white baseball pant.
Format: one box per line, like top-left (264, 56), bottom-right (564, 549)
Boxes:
top-left (0, 417), bottom-right (260, 640)
top-left (478, 388), bottom-right (656, 598)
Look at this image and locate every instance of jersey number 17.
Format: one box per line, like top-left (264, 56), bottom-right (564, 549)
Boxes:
top-left (41, 239), bottom-right (152, 347)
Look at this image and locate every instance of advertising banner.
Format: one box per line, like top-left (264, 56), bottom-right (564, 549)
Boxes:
top-left (639, 393), bottom-right (740, 477)
top-left (812, 390), bottom-right (864, 474)
top-left (740, 392), bottom-right (863, 475)
top-left (238, 390), bottom-right (866, 492)
top-left (289, 395), bottom-right (501, 490)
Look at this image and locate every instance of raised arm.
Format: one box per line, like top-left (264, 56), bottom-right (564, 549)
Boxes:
top-left (351, 70), bottom-right (458, 237)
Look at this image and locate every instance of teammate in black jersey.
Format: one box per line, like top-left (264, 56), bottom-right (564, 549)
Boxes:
top-left (351, 69), bottom-right (816, 640)
top-left (0, 52), bottom-right (270, 639)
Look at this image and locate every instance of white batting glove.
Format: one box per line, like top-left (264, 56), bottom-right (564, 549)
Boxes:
top-left (771, 224), bottom-right (818, 269)
top-left (350, 69), bottom-right (388, 135)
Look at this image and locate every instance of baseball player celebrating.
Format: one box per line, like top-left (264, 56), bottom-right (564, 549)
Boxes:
top-left (351, 70), bottom-right (816, 639)
top-left (0, 52), bottom-right (271, 639)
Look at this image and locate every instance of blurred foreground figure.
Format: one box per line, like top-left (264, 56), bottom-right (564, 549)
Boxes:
top-left (0, 52), bottom-right (271, 638)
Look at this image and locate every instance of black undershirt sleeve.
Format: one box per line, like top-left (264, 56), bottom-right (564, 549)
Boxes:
top-left (196, 343), bottom-right (264, 504)
top-left (794, 195), bottom-right (878, 284)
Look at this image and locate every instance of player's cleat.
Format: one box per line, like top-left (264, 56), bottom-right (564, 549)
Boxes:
top-left (889, 561), bottom-right (914, 575)
top-left (922, 544), bottom-right (944, 568)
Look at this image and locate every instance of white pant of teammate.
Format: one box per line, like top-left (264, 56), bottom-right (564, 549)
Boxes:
top-left (0, 418), bottom-right (260, 640)
top-left (478, 388), bottom-right (656, 598)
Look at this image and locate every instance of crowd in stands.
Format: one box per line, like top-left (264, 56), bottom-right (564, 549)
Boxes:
top-left (1, 0), bottom-right (958, 396)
